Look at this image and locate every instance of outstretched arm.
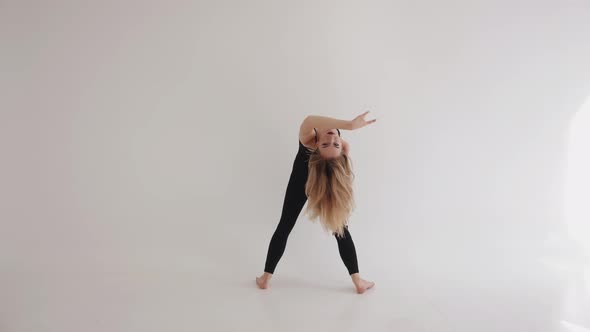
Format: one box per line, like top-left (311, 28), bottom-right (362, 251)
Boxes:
top-left (299, 111), bottom-right (376, 142)
top-left (299, 115), bottom-right (351, 139)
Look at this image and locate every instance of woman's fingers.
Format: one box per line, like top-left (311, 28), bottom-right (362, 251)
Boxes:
top-left (352, 111), bottom-right (376, 129)
top-left (355, 111), bottom-right (369, 120)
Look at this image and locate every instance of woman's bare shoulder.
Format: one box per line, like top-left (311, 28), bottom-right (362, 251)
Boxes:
top-left (299, 123), bottom-right (316, 146)
top-left (300, 138), bottom-right (317, 150)
top-left (299, 133), bottom-right (317, 150)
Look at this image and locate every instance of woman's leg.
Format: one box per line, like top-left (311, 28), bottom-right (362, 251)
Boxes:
top-left (257, 171), bottom-right (308, 289)
top-left (334, 226), bottom-right (375, 294)
top-left (334, 226), bottom-right (359, 274)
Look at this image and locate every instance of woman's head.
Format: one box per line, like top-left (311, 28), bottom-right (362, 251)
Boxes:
top-left (305, 146), bottom-right (355, 237)
top-left (315, 128), bottom-right (344, 159)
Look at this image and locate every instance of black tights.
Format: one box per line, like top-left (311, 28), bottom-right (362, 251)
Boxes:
top-left (263, 160), bottom-right (359, 275)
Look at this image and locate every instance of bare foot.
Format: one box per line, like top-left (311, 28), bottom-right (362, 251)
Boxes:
top-left (351, 274), bottom-right (375, 294)
top-left (256, 273), bottom-right (272, 289)
top-left (354, 279), bottom-right (375, 294)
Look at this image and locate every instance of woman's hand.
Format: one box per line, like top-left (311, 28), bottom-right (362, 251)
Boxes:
top-left (350, 111), bottom-right (376, 130)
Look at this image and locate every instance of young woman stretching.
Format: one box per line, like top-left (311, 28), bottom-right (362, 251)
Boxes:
top-left (256, 112), bottom-right (377, 294)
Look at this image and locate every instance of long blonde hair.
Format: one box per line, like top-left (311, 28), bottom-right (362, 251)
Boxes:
top-left (304, 148), bottom-right (355, 237)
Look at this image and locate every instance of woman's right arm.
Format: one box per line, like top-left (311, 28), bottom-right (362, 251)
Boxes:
top-left (299, 115), bottom-right (351, 144)
top-left (300, 115), bottom-right (352, 133)
top-left (299, 112), bottom-right (376, 139)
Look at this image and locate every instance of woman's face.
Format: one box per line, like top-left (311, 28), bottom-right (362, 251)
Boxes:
top-left (316, 129), bottom-right (342, 159)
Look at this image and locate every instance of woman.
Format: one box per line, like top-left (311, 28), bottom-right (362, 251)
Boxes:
top-left (256, 111), bottom-right (377, 294)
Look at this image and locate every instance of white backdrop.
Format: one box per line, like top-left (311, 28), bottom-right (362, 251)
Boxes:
top-left (2, 0), bottom-right (590, 331)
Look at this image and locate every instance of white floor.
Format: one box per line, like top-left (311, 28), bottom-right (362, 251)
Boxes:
top-left (3, 241), bottom-right (589, 332)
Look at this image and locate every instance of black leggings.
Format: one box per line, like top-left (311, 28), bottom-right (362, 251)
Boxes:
top-left (263, 160), bottom-right (359, 275)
